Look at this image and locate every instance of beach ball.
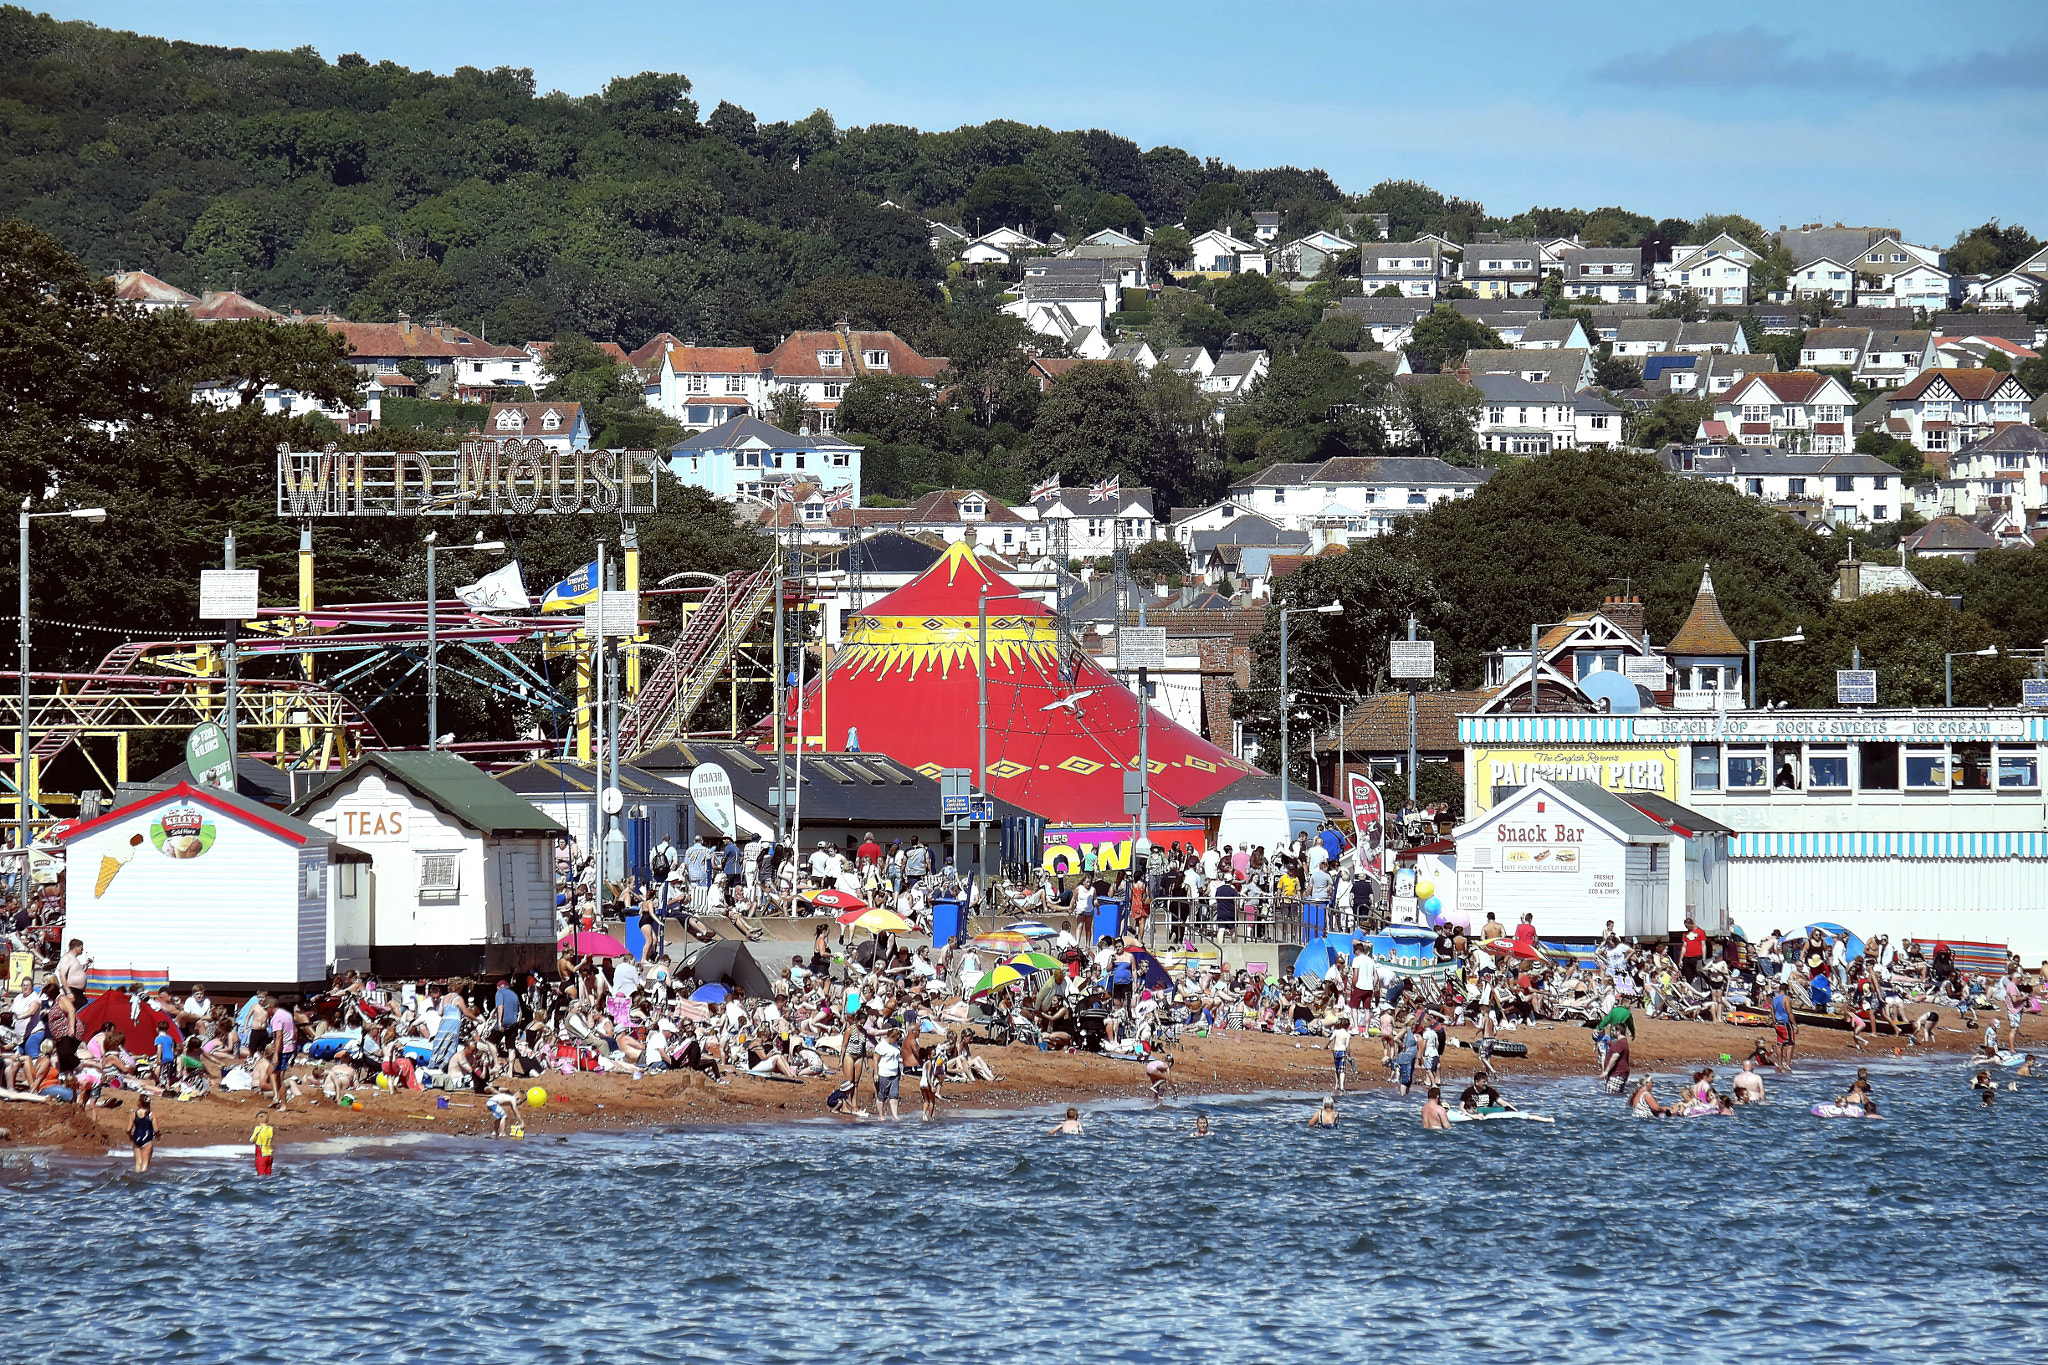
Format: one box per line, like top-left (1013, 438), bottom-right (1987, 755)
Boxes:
top-left (526, 1086), bottom-right (548, 1108)
top-left (1415, 880), bottom-right (1435, 900)
top-left (1422, 896), bottom-right (1443, 915)
top-left (376, 1074), bottom-right (394, 1091)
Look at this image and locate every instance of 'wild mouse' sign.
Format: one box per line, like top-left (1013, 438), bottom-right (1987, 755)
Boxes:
top-left (276, 441), bottom-right (660, 517)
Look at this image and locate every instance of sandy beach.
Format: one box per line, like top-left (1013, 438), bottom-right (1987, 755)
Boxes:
top-left (0, 1016), bottom-right (1997, 1156)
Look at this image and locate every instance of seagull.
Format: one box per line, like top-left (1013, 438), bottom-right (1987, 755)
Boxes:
top-left (1041, 689), bottom-right (1097, 715)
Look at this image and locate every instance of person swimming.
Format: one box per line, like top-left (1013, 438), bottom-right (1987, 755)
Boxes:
top-left (1308, 1095), bottom-right (1338, 1128)
top-left (1630, 1076), bottom-right (1670, 1118)
top-left (1420, 1086), bottom-right (1450, 1130)
top-left (1048, 1106), bottom-right (1084, 1135)
top-left (1192, 1114), bottom-right (1211, 1138)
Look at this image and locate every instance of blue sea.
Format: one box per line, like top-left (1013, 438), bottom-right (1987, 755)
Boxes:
top-left (6, 1057), bottom-right (2043, 1363)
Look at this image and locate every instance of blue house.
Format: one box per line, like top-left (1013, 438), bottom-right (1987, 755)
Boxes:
top-left (667, 415), bottom-right (863, 507)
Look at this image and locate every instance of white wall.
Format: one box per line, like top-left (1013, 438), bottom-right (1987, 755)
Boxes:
top-left (64, 800), bottom-right (324, 986)
top-left (1728, 858), bottom-right (2048, 962)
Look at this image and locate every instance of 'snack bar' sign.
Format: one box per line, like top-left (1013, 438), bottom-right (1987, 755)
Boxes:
top-left (276, 442), bottom-right (660, 517)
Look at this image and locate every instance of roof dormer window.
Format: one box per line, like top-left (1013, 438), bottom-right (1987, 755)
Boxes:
top-left (494, 409), bottom-right (522, 430)
top-left (961, 498), bottom-right (985, 518)
top-left (817, 351), bottom-right (843, 368)
top-left (863, 350), bottom-right (889, 369)
top-left (541, 409), bottom-right (562, 430)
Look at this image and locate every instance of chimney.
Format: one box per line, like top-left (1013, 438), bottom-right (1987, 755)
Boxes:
top-left (1838, 559), bottom-right (1862, 600)
top-left (1155, 582), bottom-right (1170, 599)
top-left (1601, 594), bottom-right (1644, 639)
top-left (1455, 359), bottom-right (1472, 385)
top-left (397, 311), bottom-right (412, 336)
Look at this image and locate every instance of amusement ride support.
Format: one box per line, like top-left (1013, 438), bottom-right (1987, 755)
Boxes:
top-left (424, 532), bottom-right (505, 752)
top-left (17, 499), bottom-right (104, 903)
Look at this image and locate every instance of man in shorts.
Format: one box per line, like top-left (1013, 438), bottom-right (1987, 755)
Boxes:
top-left (1328, 1019), bottom-right (1352, 1092)
top-left (1771, 982), bottom-right (1796, 1071)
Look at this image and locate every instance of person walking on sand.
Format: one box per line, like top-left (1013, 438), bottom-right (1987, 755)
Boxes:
top-left (1329, 1018), bottom-right (1352, 1092)
top-left (1048, 1106), bottom-right (1083, 1135)
top-left (128, 1095), bottom-right (157, 1173)
top-left (250, 1114), bottom-right (276, 1176)
top-left (873, 1027), bottom-right (904, 1121)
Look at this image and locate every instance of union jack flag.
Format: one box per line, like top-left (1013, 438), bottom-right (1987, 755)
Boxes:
top-left (825, 484), bottom-right (857, 511)
top-left (1030, 474), bottom-right (1061, 502)
top-left (1089, 476), bottom-right (1120, 502)
top-left (771, 482), bottom-right (796, 503)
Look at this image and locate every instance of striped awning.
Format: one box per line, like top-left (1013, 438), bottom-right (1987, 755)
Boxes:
top-left (1732, 830), bottom-right (2048, 860)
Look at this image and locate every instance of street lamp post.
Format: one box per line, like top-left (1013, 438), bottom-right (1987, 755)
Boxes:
top-left (1745, 629), bottom-right (1806, 709)
top-left (1278, 600), bottom-right (1343, 806)
top-left (424, 533), bottom-right (505, 752)
top-left (18, 500), bottom-right (106, 910)
top-left (1945, 645), bottom-right (1999, 707)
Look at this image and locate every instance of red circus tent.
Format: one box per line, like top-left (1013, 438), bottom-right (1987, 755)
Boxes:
top-left (782, 541), bottom-right (1253, 823)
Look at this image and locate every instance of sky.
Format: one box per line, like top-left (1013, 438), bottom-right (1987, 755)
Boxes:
top-left (45, 0), bottom-right (2048, 243)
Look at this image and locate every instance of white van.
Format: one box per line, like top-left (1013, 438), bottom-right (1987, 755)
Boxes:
top-left (1215, 799), bottom-right (1325, 861)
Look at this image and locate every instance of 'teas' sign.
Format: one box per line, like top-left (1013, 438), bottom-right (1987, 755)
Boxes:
top-left (277, 441), bottom-right (659, 517)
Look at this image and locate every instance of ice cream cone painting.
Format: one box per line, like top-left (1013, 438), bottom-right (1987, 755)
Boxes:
top-left (95, 833), bottom-right (144, 897)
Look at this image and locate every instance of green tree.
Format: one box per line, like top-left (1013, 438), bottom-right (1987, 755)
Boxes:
top-left (937, 315), bottom-right (1046, 427)
top-left (1578, 207), bottom-right (1655, 249)
top-left (1915, 547), bottom-right (2048, 660)
top-left (1372, 284), bottom-right (1406, 299)
top-left (1762, 590), bottom-right (2023, 707)
top-left (1026, 363), bottom-right (1212, 505)
top-left (1684, 214), bottom-right (1770, 254)
top-left (1183, 182), bottom-right (1252, 236)
top-left (1084, 193), bottom-right (1146, 239)
top-left (1305, 313), bottom-right (1371, 352)
top-left (1593, 355), bottom-right (1642, 391)
top-left (1854, 428), bottom-right (1930, 482)
top-left (1128, 538), bottom-right (1190, 585)
top-left (1948, 221), bottom-right (2039, 277)
top-left (960, 165), bottom-right (1054, 239)
top-left (1231, 348), bottom-right (1392, 465)
top-left (838, 372), bottom-right (940, 446)
top-left (1148, 225), bottom-right (1193, 273)
top-left (1212, 270), bottom-right (1283, 320)
top-left (1627, 394), bottom-right (1713, 449)
top-left (1390, 375), bottom-right (1483, 464)
top-left (1408, 305), bottom-right (1502, 373)
top-left (766, 386), bottom-right (809, 432)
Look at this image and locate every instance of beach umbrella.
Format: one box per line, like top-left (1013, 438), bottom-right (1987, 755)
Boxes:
top-left (838, 906), bottom-right (914, 933)
top-left (1482, 938), bottom-right (1543, 962)
top-left (970, 964), bottom-right (1036, 996)
top-left (805, 888), bottom-right (869, 913)
top-left (1008, 951), bottom-right (1063, 973)
top-left (969, 929), bottom-right (1034, 952)
top-left (999, 921), bottom-right (1059, 939)
top-left (559, 930), bottom-right (629, 958)
top-left (689, 983), bottom-right (729, 1004)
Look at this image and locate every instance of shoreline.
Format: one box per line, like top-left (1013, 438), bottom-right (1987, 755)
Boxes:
top-left (0, 1017), bottom-right (2006, 1159)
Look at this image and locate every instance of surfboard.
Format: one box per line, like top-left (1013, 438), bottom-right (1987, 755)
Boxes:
top-left (1447, 1108), bottom-right (1554, 1124)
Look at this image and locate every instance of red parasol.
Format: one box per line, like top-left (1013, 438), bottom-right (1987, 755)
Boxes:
top-left (75, 990), bottom-right (183, 1054)
top-left (806, 889), bottom-right (869, 913)
top-left (1482, 939), bottom-right (1544, 962)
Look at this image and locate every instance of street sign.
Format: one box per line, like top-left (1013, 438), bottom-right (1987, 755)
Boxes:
top-left (1119, 626), bottom-right (1167, 671)
top-left (198, 569), bottom-right (259, 620)
top-left (601, 786), bottom-right (624, 815)
top-left (939, 767), bottom-right (971, 828)
top-left (968, 796), bottom-right (996, 823)
top-left (185, 721), bottom-right (233, 789)
top-left (1836, 669), bottom-right (1877, 705)
top-left (1389, 639), bottom-right (1435, 680)
top-left (689, 762), bottom-right (735, 836)
top-left (585, 590), bottom-right (640, 637)
top-left (2025, 678), bottom-right (2048, 708)
top-left (940, 795), bottom-right (970, 816)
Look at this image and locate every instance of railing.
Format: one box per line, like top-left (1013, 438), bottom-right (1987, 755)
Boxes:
top-left (615, 563), bottom-right (778, 755)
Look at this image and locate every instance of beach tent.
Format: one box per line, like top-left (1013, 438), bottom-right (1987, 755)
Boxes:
top-left (1292, 934), bottom-right (1363, 981)
top-left (75, 990), bottom-right (183, 1055)
top-left (685, 940), bottom-right (777, 1001)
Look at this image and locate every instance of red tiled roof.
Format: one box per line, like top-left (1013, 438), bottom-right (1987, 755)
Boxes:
top-left (627, 334), bottom-right (682, 366)
top-left (483, 402), bottom-right (585, 436)
top-left (762, 330), bottom-right (945, 381)
top-left (1743, 371), bottom-right (1828, 403)
top-left (1892, 368), bottom-right (2014, 402)
top-left (664, 345), bottom-right (764, 374)
top-left (189, 290), bottom-right (279, 322)
top-left (318, 321), bottom-right (524, 360)
top-left (107, 270), bottom-right (196, 307)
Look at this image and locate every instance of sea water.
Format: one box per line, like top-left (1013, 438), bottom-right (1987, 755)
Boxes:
top-left (5, 1058), bottom-right (2043, 1363)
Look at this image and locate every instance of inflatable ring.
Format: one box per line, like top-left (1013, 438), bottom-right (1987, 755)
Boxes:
top-left (1490, 1040), bottom-right (1529, 1058)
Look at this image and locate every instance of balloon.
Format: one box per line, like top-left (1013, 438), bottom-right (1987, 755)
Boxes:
top-left (526, 1086), bottom-right (549, 1108)
top-left (1415, 879), bottom-right (1435, 900)
top-left (1422, 896), bottom-right (1443, 915)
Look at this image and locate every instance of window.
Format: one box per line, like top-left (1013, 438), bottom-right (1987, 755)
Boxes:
top-left (301, 863), bottom-right (323, 899)
top-left (1727, 747), bottom-right (1767, 788)
top-left (829, 451), bottom-right (849, 468)
top-left (1904, 747), bottom-right (1949, 789)
top-left (863, 349), bottom-right (890, 369)
top-left (1272, 488), bottom-right (1285, 505)
top-left (1742, 405), bottom-right (1770, 423)
top-left (687, 374), bottom-right (707, 393)
top-left (1086, 518), bottom-right (1107, 537)
top-left (823, 383), bottom-right (845, 400)
top-left (817, 350), bottom-right (843, 368)
top-left (1874, 475), bottom-right (1889, 489)
top-left (1872, 506), bottom-right (1887, 520)
top-left (1952, 743), bottom-right (1991, 791)
top-left (1487, 407), bottom-right (1505, 424)
top-left (815, 411), bottom-right (834, 432)
top-left (1773, 744), bottom-right (1803, 790)
top-left (1788, 478), bottom-right (1807, 496)
top-left (1997, 746), bottom-right (2039, 788)
top-left (1407, 492), bottom-right (1426, 504)
top-left (339, 862), bottom-right (359, 897)
top-left (418, 852), bottom-right (461, 895)
top-left (1590, 415), bottom-right (1609, 430)
top-left (1836, 475), bottom-right (1855, 492)
top-left (1746, 478), bottom-right (1764, 496)
top-left (725, 375), bottom-right (745, 395)
top-left (1691, 744), bottom-right (1721, 791)
top-left (1859, 743), bottom-right (1899, 790)
top-left (1807, 746), bottom-right (1850, 789)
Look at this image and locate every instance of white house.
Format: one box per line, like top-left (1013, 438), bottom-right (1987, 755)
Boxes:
top-left (1853, 330), bottom-right (1940, 389)
top-left (1883, 368), bottom-right (2036, 455)
top-left (759, 329), bottom-right (947, 434)
top-left (57, 782), bottom-right (372, 993)
top-left (1933, 424), bottom-right (2048, 521)
top-left (1226, 455), bottom-right (1490, 534)
top-left (960, 226), bottom-right (1045, 264)
top-left (1468, 374), bottom-right (1621, 454)
top-left (483, 402), bottom-right (590, 453)
top-left (1965, 268), bottom-right (2048, 310)
top-left (654, 345), bottom-right (767, 430)
top-left (1159, 347), bottom-right (1215, 382)
top-left (1359, 241), bottom-right (1444, 297)
top-left (669, 414), bottom-right (862, 505)
top-left (1560, 247), bottom-right (1646, 302)
top-left (1790, 257), bottom-right (1857, 304)
top-left (290, 752), bottom-right (563, 979)
top-left (1276, 229), bottom-right (1355, 278)
top-left (1184, 228), bottom-right (1267, 275)
top-left (1460, 240), bottom-right (1545, 298)
top-left (1669, 446), bottom-right (1906, 527)
top-left (1460, 348), bottom-right (1596, 392)
top-left (1657, 235), bottom-right (1758, 305)
top-left (1204, 351), bottom-right (1270, 401)
top-left (1710, 371), bottom-right (1857, 452)
top-left (1029, 485), bottom-right (1162, 558)
top-left (1003, 279), bottom-right (1118, 350)
top-left (1513, 318), bottom-right (1592, 350)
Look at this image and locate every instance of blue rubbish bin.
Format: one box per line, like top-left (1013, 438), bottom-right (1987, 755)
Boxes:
top-left (1091, 897), bottom-right (1126, 942)
top-left (930, 896), bottom-right (966, 950)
